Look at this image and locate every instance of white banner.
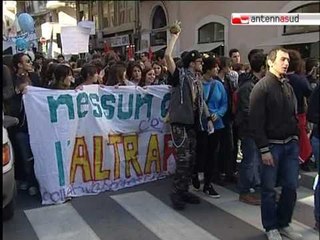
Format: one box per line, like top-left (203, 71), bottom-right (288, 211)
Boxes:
top-left (23, 85), bottom-right (176, 205)
top-left (60, 26), bottom-right (91, 54)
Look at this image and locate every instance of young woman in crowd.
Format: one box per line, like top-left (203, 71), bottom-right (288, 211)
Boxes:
top-left (6, 52), bottom-right (42, 196)
top-left (214, 56), bottom-right (237, 185)
top-left (193, 56), bottom-right (228, 197)
top-left (128, 62), bottom-right (142, 86)
top-left (106, 62), bottom-right (133, 86)
top-left (76, 64), bottom-right (99, 87)
top-left (49, 64), bottom-right (74, 90)
top-left (152, 61), bottom-right (167, 85)
top-left (139, 66), bottom-right (156, 87)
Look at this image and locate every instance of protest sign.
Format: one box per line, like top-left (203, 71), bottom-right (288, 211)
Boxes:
top-left (60, 26), bottom-right (91, 55)
top-left (23, 85), bottom-right (176, 205)
top-left (78, 21), bottom-right (96, 35)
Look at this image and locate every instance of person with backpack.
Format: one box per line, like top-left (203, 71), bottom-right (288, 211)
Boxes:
top-left (164, 27), bottom-right (214, 210)
top-left (192, 55), bottom-right (228, 198)
top-left (235, 51), bottom-right (267, 205)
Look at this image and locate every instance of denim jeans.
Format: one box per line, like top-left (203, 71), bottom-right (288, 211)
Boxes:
top-left (311, 136), bottom-right (319, 170)
top-left (315, 180), bottom-right (320, 224)
top-left (312, 136), bottom-right (320, 224)
top-left (238, 137), bottom-right (261, 193)
top-left (260, 140), bottom-right (299, 231)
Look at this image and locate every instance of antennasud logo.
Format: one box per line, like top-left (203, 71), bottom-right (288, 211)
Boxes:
top-left (231, 14), bottom-right (250, 25)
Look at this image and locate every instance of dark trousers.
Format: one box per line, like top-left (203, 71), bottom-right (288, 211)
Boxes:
top-left (14, 131), bottom-right (38, 188)
top-left (238, 137), bottom-right (261, 193)
top-left (194, 130), bottom-right (222, 184)
top-left (232, 124), bottom-right (240, 172)
top-left (171, 124), bottom-right (197, 193)
top-left (218, 123), bottom-right (235, 177)
top-left (261, 140), bottom-right (299, 231)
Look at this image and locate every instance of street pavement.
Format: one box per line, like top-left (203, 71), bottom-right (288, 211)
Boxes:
top-left (3, 171), bottom-right (319, 240)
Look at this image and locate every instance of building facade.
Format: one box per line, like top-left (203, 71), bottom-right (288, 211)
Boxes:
top-left (139, 1), bottom-right (319, 61)
top-left (12, 1), bottom-right (319, 61)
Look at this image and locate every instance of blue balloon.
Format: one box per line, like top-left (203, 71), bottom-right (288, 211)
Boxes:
top-left (16, 38), bottom-right (28, 52)
top-left (18, 13), bottom-right (35, 33)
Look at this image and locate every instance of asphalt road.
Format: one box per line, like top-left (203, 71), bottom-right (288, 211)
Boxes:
top-left (3, 173), bottom-right (319, 240)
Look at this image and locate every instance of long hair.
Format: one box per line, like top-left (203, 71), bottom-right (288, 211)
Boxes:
top-left (139, 66), bottom-right (154, 87)
top-left (12, 53), bottom-right (29, 73)
top-left (79, 64), bottom-right (97, 84)
top-left (106, 62), bottom-right (127, 86)
top-left (127, 61), bottom-right (142, 81)
top-left (51, 64), bottom-right (73, 89)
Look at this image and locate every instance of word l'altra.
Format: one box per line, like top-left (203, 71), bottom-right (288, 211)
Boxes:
top-left (55, 133), bottom-right (176, 186)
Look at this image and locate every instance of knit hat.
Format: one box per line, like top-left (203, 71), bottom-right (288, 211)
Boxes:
top-left (182, 50), bottom-right (202, 68)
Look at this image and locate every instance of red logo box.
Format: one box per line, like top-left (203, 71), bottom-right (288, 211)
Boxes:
top-left (232, 14), bottom-right (250, 25)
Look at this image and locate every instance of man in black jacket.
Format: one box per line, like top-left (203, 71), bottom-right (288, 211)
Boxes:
top-left (236, 52), bottom-right (266, 205)
top-left (249, 48), bottom-right (302, 240)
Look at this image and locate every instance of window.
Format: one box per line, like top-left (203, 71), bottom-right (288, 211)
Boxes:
top-left (118, 1), bottom-right (134, 25)
top-left (126, 1), bottom-right (134, 23)
top-left (152, 6), bottom-right (166, 29)
top-left (79, 3), bottom-right (89, 21)
top-left (284, 3), bottom-right (320, 35)
top-left (150, 6), bottom-right (167, 46)
top-left (102, 1), bottom-right (114, 28)
top-left (198, 22), bottom-right (224, 43)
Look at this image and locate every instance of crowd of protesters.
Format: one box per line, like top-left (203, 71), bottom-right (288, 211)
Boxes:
top-left (2, 31), bottom-right (319, 239)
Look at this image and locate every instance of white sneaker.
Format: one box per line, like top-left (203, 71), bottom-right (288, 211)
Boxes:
top-left (278, 226), bottom-right (302, 240)
top-left (266, 229), bottom-right (282, 240)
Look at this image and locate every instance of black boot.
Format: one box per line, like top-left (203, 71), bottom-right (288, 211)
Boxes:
top-left (191, 175), bottom-right (200, 190)
top-left (170, 192), bottom-right (186, 210)
top-left (181, 191), bottom-right (201, 204)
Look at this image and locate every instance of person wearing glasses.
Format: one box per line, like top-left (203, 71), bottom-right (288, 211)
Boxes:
top-left (5, 52), bottom-right (42, 196)
top-left (165, 28), bottom-right (214, 210)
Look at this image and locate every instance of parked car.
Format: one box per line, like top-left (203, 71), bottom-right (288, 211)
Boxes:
top-left (3, 115), bottom-right (18, 220)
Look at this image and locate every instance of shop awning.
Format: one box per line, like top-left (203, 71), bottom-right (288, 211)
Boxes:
top-left (181, 42), bottom-right (223, 54)
top-left (136, 45), bottom-right (166, 54)
top-left (257, 32), bottom-right (319, 46)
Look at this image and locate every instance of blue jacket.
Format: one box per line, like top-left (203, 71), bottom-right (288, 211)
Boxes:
top-left (202, 79), bottom-right (228, 130)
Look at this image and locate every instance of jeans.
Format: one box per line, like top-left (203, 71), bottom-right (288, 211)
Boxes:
top-left (311, 136), bottom-right (320, 170)
top-left (238, 137), bottom-right (261, 193)
top-left (315, 180), bottom-right (320, 224)
top-left (14, 131), bottom-right (38, 187)
top-left (312, 136), bottom-right (320, 224)
top-left (260, 140), bottom-right (299, 231)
